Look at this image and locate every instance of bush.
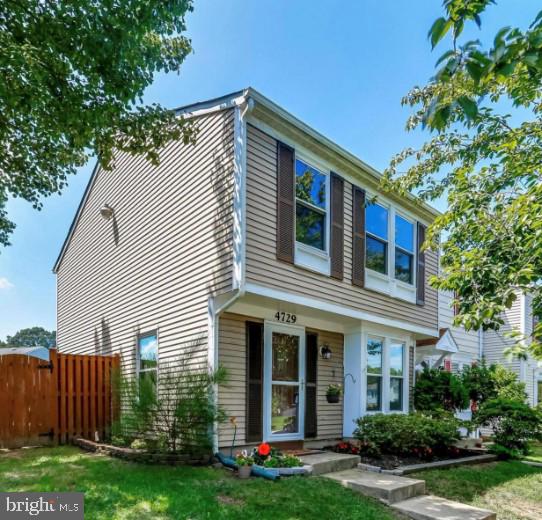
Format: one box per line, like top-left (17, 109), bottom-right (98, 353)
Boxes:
top-left (353, 413), bottom-right (461, 458)
top-left (474, 398), bottom-right (542, 458)
top-left (414, 365), bottom-right (469, 413)
top-left (112, 359), bottom-right (228, 456)
top-left (461, 360), bottom-right (526, 406)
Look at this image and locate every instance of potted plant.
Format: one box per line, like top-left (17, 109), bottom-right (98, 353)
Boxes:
top-left (326, 384), bottom-right (341, 403)
top-left (235, 451), bottom-right (254, 479)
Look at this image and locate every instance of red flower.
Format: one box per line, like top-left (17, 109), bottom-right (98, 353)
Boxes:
top-left (258, 442), bottom-right (271, 456)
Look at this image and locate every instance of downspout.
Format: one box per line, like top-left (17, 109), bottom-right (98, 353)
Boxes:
top-left (211, 95), bottom-right (253, 454)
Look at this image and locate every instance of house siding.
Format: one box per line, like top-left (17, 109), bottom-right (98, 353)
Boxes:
top-left (217, 312), bottom-right (344, 448)
top-left (439, 290), bottom-right (480, 363)
top-left (56, 109), bottom-right (235, 373)
top-left (245, 124), bottom-right (439, 331)
top-left (483, 291), bottom-right (523, 376)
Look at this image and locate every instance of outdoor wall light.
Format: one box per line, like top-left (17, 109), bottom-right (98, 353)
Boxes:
top-left (320, 345), bottom-right (332, 360)
top-left (100, 204), bottom-right (114, 220)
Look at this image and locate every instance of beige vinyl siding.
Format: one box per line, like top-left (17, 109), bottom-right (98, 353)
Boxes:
top-left (56, 109), bottom-right (235, 373)
top-left (483, 291), bottom-right (523, 376)
top-left (217, 313), bottom-right (344, 448)
top-left (245, 124), bottom-right (438, 331)
top-left (310, 328), bottom-right (344, 442)
top-left (439, 290), bottom-right (480, 363)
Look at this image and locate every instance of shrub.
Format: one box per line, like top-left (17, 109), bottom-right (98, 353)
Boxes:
top-left (474, 398), bottom-right (542, 458)
top-left (414, 365), bottom-right (469, 413)
top-left (461, 360), bottom-right (526, 406)
top-left (111, 359), bottom-right (228, 456)
top-left (353, 413), bottom-right (461, 458)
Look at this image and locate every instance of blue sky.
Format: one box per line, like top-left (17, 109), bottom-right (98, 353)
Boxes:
top-left (0, 0), bottom-right (539, 340)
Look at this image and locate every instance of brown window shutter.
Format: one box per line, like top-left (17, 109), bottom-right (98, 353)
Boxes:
top-left (305, 332), bottom-right (318, 438)
top-left (330, 173), bottom-right (344, 280)
top-left (352, 186), bottom-right (366, 287)
top-left (416, 222), bottom-right (426, 306)
top-left (246, 321), bottom-right (263, 443)
top-left (276, 141), bottom-right (295, 264)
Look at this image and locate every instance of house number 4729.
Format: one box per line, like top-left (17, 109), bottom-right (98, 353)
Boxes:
top-left (274, 312), bottom-right (296, 323)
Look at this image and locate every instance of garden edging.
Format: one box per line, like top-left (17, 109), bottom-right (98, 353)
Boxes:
top-left (359, 453), bottom-right (497, 475)
top-left (76, 438), bottom-right (208, 465)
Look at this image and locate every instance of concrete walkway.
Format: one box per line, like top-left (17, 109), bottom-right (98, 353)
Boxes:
top-left (305, 452), bottom-right (496, 520)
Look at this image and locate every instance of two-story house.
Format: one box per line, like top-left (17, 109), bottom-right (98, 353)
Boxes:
top-left (53, 88), bottom-right (440, 451)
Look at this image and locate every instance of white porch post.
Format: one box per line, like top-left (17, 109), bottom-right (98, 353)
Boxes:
top-left (343, 330), bottom-right (362, 437)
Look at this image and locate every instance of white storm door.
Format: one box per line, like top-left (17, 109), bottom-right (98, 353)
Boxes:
top-left (263, 322), bottom-right (306, 442)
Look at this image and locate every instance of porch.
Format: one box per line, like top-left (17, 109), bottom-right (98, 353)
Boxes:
top-left (215, 291), bottom-right (437, 451)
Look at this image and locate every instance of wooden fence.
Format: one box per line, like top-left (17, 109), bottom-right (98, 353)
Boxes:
top-left (0, 349), bottom-right (119, 448)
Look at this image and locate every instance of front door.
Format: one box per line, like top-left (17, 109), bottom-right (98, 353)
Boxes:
top-left (263, 322), bottom-right (305, 442)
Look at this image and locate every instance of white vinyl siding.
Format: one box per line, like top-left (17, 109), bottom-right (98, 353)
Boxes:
top-left (57, 110), bottom-right (236, 375)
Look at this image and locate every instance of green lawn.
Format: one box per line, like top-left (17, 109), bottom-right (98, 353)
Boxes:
top-left (525, 442), bottom-right (542, 464)
top-left (0, 446), bottom-right (397, 520)
top-left (415, 461), bottom-right (542, 520)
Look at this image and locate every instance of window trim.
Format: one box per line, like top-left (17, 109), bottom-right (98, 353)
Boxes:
top-left (394, 212), bottom-right (416, 286)
top-left (294, 154), bottom-right (331, 275)
top-left (363, 335), bottom-right (409, 415)
top-left (136, 329), bottom-right (159, 387)
top-left (388, 341), bottom-right (406, 412)
top-left (363, 193), bottom-right (418, 303)
top-left (365, 336), bottom-right (384, 412)
top-left (365, 201), bottom-right (389, 276)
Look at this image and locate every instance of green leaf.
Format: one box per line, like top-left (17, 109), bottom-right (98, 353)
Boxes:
top-left (466, 61), bottom-right (483, 82)
top-left (429, 17), bottom-right (452, 49)
top-left (457, 96), bottom-right (478, 120)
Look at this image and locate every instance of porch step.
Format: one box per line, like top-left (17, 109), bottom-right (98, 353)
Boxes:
top-left (322, 469), bottom-right (425, 504)
top-left (298, 452), bottom-right (360, 476)
top-left (392, 495), bottom-right (496, 520)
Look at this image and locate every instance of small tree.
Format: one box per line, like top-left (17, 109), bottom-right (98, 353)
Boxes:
top-left (461, 360), bottom-right (527, 409)
top-left (414, 365), bottom-right (469, 413)
top-left (474, 398), bottom-right (542, 459)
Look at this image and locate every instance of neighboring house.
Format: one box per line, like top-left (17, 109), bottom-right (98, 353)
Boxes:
top-left (53, 88), bottom-right (441, 451)
top-left (0, 346), bottom-right (50, 361)
top-left (422, 289), bottom-right (542, 408)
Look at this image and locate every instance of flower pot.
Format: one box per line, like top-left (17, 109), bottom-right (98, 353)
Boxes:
top-left (238, 465), bottom-right (252, 479)
top-left (326, 393), bottom-right (340, 403)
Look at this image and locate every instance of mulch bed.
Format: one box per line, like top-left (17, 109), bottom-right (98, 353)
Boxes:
top-left (357, 449), bottom-right (482, 470)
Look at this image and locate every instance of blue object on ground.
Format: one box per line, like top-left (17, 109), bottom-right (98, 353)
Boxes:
top-left (214, 452), bottom-right (280, 481)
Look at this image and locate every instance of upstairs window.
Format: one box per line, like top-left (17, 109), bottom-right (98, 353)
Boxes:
top-left (365, 203), bottom-right (388, 274)
top-left (394, 215), bottom-right (414, 284)
top-left (137, 332), bottom-right (158, 390)
top-left (295, 159), bottom-right (327, 251)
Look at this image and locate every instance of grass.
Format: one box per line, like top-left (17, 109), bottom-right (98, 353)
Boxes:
top-left (415, 460), bottom-right (542, 520)
top-left (0, 446), bottom-right (397, 520)
top-left (525, 442), bottom-right (542, 464)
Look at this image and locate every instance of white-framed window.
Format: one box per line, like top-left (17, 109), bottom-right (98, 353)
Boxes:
top-left (364, 336), bottom-right (408, 413)
top-left (394, 214), bottom-right (415, 285)
top-left (137, 331), bottom-right (158, 390)
top-left (295, 158), bottom-right (328, 251)
top-left (364, 197), bottom-right (419, 303)
top-left (366, 337), bottom-right (383, 411)
top-left (365, 203), bottom-right (389, 275)
top-left (389, 342), bottom-right (405, 411)
top-left (294, 156), bottom-right (330, 274)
